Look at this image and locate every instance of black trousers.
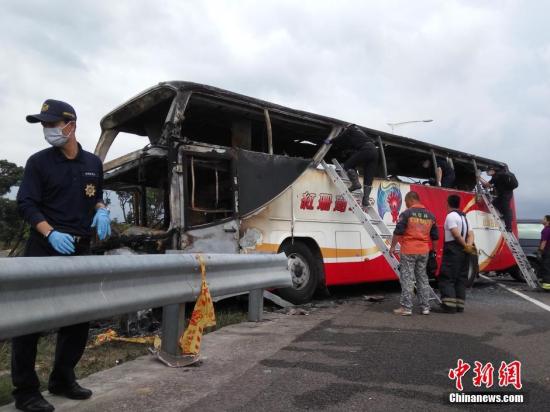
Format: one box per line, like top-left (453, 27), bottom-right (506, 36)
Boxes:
top-left (441, 173), bottom-right (456, 188)
top-left (540, 251), bottom-right (550, 285)
top-left (493, 191), bottom-right (513, 231)
top-left (438, 241), bottom-right (469, 311)
top-left (343, 142), bottom-right (379, 189)
top-left (11, 232), bottom-right (90, 402)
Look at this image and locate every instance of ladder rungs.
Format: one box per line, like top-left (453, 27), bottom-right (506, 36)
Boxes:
top-left (322, 160), bottom-right (440, 295)
top-left (476, 188), bottom-right (539, 289)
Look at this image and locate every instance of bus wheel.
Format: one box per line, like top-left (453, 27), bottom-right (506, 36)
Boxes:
top-left (509, 266), bottom-right (523, 282)
top-left (279, 241), bottom-right (320, 304)
top-left (465, 254), bottom-right (479, 288)
top-left (510, 258), bottom-right (540, 282)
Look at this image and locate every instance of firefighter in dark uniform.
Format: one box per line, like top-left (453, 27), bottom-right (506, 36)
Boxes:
top-left (422, 157), bottom-right (455, 188)
top-left (438, 195), bottom-right (476, 313)
top-left (480, 167), bottom-right (517, 232)
top-left (326, 124), bottom-right (379, 206)
top-left (13, 100), bottom-right (111, 412)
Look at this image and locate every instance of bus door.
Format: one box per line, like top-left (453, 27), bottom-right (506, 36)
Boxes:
top-left (179, 148), bottom-right (239, 253)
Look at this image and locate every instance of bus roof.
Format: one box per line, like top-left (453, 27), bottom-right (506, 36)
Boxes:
top-left (99, 81), bottom-right (507, 171)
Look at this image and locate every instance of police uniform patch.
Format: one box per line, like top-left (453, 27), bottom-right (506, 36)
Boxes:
top-left (41, 103), bottom-right (49, 112)
top-left (85, 183), bottom-right (96, 198)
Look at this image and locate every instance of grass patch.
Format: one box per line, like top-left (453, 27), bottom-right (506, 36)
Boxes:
top-left (212, 309), bottom-right (248, 330)
top-left (0, 336), bottom-right (149, 406)
top-left (0, 303), bottom-right (248, 406)
top-left (0, 378), bottom-right (12, 408)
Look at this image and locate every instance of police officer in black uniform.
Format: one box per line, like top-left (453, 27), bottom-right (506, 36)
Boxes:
top-left (13, 100), bottom-right (111, 412)
top-left (326, 124), bottom-right (379, 206)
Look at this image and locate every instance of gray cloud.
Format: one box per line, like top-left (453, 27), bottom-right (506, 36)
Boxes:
top-left (1, 0), bottom-right (549, 217)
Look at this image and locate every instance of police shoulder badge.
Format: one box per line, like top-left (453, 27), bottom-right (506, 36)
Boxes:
top-left (85, 183), bottom-right (96, 198)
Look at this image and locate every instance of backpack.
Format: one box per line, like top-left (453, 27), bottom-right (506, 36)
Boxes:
top-left (501, 171), bottom-right (519, 190)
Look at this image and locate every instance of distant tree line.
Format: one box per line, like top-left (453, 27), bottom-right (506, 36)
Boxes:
top-left (0, 159), bottom-right (25, 252)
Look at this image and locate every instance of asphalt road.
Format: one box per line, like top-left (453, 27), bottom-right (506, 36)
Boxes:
top-left (1, 274), bottom-right (548, 411)
top-left (183, 275), bottom-right (550, 412)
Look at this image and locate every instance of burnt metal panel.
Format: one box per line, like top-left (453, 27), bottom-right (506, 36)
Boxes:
top-left (236, 149), bottom-right (310, 216)
top-left (99, 81), bottom-right (508, 170)
top-left (100, 85), bottom-right (177, 131)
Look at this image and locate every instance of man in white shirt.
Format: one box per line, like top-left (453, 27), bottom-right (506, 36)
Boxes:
top-left (439, 194), bottom-right (475, 313)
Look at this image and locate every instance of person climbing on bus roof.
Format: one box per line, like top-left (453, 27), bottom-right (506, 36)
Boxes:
top-left (479, 166), bottom-right (518, 232)
top-left (324, 124), bottom-right (379, 206)
top-left (422, 157), bottom-right (455, 188)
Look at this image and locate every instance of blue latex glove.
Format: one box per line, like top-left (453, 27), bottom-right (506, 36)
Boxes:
top-left (91, 208), bottom-right (111, 240)
top-left (48, 231), bottom-right (75, 255)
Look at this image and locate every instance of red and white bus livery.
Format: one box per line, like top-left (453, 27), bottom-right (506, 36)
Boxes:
top-left (95, 82), bottom-right (517, 303)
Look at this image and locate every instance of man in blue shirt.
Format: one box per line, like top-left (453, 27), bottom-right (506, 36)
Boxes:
top-left (13, 99), bottom-right (111, 412)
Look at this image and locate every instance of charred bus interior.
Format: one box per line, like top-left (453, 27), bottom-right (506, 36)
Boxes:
top-left (184, 155), bottom-right (233, 227)
top-left (98, 154), bottom-right (172, 254)
top-left (324, 130), bottom-right (479, 191)
top-left (95, 82), bottom-right (506, 254)
top-left (181, 94), bottom-right (331, 157)
top-left (381, 144), bottom-right (477, 190)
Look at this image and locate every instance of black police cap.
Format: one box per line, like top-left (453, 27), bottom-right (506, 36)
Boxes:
top-left (26, 99), bottom-right (77, 123)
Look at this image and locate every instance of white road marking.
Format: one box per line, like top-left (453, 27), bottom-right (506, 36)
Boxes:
top-left (479, 274), bottom-right (550, 313)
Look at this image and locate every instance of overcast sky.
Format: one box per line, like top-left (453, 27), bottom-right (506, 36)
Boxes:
top-left (1, 0), bottom-right (549, 217)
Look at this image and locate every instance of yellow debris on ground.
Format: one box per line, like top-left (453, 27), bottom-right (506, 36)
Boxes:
top-left (92, 329), bottom-right (161, 349)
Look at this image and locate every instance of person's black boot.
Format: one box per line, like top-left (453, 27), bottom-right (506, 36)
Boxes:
top-left (436, 304), bottom-right (457, 314)
top-left (15, 394), bottom-right (55, 412)
top-left (346, 169), bottom-right (361, 191)
top-left (362, 185), bottom-right (372, 207)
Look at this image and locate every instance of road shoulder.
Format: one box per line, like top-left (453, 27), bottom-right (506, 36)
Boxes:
top-left (0, 305), bottom-right (343, 412)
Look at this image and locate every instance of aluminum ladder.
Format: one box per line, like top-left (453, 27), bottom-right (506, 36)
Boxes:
top-left (322, 159), bottom-right (441, 303)
top-left (476, 185), bottom-right (540, 289)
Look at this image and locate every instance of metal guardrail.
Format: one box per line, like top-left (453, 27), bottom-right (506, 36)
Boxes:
top-left (0, 253), bottom-right (291, 357)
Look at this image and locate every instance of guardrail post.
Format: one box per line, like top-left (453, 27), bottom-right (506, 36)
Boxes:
top-left (248, 289), bottom-right (264, 322)
top-left (161, 303), bottom-right (186, 356)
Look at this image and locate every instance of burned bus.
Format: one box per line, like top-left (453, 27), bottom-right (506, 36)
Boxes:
top-left (95, 81), bottom-right (516, 304)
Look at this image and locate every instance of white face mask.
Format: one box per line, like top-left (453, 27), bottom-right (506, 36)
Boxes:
top-left (43, 122), bottom-right (73, 147)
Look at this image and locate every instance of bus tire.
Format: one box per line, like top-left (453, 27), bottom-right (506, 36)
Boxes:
top-left (509, 266), bottom-right (523, 282)
top-left (464, 254), bottom-right (479, 288)
top-left (278, 241), bottom-right (321, 304)
top-left (510, 258), bottom-right (540, 282)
